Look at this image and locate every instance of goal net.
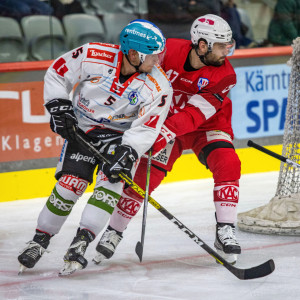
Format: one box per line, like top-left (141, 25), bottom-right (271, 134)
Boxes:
top-left (237, 37), bottom-right (300, 235)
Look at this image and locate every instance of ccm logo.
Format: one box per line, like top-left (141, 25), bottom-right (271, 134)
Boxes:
top-left (87, 48), bottom-right (116, 63)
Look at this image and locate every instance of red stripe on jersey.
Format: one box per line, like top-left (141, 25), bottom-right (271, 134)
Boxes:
top-left (89, 42), bottom-right (120, 49)
top-left (144, 115), bottom-right (159, 129)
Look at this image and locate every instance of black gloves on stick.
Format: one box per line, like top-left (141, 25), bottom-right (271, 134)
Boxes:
top-left (102, 145), bottom-right (138, 183)
top-left (45, 98), bottom-right (78, 141)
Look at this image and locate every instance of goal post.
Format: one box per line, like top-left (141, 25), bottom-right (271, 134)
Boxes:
top-left (237, 37), bottom-right (300, 235)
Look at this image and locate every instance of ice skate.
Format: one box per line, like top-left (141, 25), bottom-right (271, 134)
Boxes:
top-left (93, 226), bottom-right (123, 264)
top-left (214, 223), bottom-right (241, 265)
top-left (18, 230), bottom-right (51, 274)
top-left (59, 228), bottom-right (95, 276)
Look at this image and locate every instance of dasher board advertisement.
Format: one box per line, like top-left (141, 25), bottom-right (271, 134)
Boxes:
top-left (231, 63), bottom-right (290, 139)
top-left (0, 81), bottom-right (63, 163)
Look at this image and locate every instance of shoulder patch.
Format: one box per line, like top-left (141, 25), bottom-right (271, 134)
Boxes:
top-left (197, 77), bottom-right (209, 91)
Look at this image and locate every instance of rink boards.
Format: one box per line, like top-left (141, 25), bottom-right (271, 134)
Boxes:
top-left (1, 144), bottom-right (282, 202)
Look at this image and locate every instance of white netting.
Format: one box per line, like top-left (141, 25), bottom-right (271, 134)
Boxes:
top-left (237, 37), bottom-right (300, 235)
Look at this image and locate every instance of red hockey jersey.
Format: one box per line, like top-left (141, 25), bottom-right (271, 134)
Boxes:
top-left (161, 38), bottom-right (236, 138)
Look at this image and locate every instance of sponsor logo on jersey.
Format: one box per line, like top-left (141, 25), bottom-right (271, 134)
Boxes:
top-left (128, 91), bottom-right (139, 105)
top-left (147, 74), bottom-right (162, 92)
top-left (180, 77), bottom-right (193, 84)
top-left (222, 84), bottom-right (236, 94)
top-left (152, 140), bottom-right (174, 165)
top-left (58, 175), bottom-right (88, 196)
top-left (70, 152), bottom-right (96, 164)
top-left (117, 197), bottom-right (141, 216)
top-left (198, 17), bottom-right (214, 25)
top-left (87, 48), bottom-right (116, 63)
top-left (197, 77), bottom-right (209, 91)
top-left (78, 97), bottom-right (95, 113)
top-left (157, 65), bottom-right (171, 86)
top-left (108, 112), bottom-right (137, 121)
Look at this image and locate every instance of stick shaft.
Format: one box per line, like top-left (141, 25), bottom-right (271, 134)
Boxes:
top-left (248, 140), bottom-right (300, 168)
top-left (74, 131), bottom-right (275, 279)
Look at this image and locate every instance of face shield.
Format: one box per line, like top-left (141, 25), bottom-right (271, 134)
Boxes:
top-left (216, 38), bottom-right (236, 56)
top-left (138, 46), bottom-right (167, 66)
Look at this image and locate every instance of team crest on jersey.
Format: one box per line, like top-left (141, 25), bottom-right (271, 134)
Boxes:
top-left (197, 77), bottom-right (209, 91)
top-left (128, 91), bottom-right (139, 105)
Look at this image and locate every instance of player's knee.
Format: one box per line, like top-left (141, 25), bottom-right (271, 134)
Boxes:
top-left (124, 186), bottom-right (144, 203)
top-left (56, 174), bottom-right (89, 201)
top-left (207, 148), bottom-right (241, 182)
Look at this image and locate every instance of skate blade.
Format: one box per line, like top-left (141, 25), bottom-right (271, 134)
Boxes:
top-left (58, 261), bottom-right (83, 276)
top-left (215, 249), bottom-right (238, 265)
top-left (93, 253), bottom-right (107, 265)
top-left (18, 264), bottom-right (27, 275)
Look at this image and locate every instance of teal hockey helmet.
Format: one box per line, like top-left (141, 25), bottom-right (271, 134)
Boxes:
top-left (120, 19), bottom-right (166, 56)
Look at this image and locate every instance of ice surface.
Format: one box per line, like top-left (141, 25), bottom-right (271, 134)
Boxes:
top-left (1, 171), bottom-right (300, 300)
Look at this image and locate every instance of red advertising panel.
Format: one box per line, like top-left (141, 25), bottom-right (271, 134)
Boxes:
top-left (0, 81), bottom-right (63, 162)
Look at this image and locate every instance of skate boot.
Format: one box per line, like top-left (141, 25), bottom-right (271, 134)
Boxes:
top-left (214, 223), bottom-right (241, 265)
top-left (59, 228), bottom-right (95, 276)
top-left (18, 229), bottom-right (51, 274)
top-left (93, 226), bottom-right (123, 264)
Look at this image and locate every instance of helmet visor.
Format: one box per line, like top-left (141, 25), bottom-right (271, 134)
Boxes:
top-left (221, 38), bottom-right (236, 56)
top-left (138, 46), bottom-right (166, 65)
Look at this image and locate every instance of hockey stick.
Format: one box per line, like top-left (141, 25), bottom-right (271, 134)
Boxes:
top-left (74, 130), bottom-right (275, 280)
top-left (248, 140), bottom-right (300, 168)
top-left (135, 148), bottom-right (152, 262)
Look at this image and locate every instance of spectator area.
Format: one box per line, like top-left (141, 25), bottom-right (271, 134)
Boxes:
top-left (0, 0), bottom-right (279, 62)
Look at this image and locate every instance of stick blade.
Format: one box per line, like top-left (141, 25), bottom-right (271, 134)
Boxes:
top-left (243, 259), bottom-right (275, 280)
top-left (135, 241), bottom-right (143, 262)
top-left (230, 259), bottom-right (275, 280)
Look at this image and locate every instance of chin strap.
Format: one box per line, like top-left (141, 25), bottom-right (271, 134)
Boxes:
top-left (125, 54), bottom-right (142, 72)
top-left (194, 44), bottom-right (211, 66)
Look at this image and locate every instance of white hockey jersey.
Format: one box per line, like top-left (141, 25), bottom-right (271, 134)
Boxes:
top-left (44, 42), bottom-right (172, 157)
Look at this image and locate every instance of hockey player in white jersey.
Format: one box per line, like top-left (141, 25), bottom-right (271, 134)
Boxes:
top-left (18, 19), bottom-right (172, 276)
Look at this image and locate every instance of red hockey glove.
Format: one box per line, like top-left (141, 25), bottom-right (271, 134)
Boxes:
top-left (152, 124), bottom-right (176, 156)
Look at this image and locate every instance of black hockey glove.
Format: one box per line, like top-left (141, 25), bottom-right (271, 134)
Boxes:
top-left (102, 145), bottom-right (138, 183)
top-left (45, 98), bottom-right (78, 142)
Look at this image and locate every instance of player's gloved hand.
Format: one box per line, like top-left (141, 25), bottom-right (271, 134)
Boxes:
top-left (45, 98), bottom-right (78, 142)
top-left (102, 145), bottom-right (138, 183)
top-left (152, 124), bottom-right (176, 156)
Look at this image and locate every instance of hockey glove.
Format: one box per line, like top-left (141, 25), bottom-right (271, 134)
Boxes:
top-left (152, 124), bottom-right (176, 156)
top-left (45, 98), bottom-right (78, 142)
top-left (102, 145), bottom-right (138, 183)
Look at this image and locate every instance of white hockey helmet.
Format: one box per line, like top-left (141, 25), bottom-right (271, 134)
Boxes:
top-left (190, 14), bottom-right (234, 51)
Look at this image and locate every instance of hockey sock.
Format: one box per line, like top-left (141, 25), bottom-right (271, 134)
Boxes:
top-left (109, 191), bottom-right (143, 232)
top-left (37, 175), bottom-right (88, 235)
top-left (214, 180), bottom-right (239, 224)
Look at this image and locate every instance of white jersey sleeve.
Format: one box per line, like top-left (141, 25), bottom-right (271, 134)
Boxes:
top-left (122, 65), bottom-right (173, 157)
top-left (44, 45), bottom-right (89, 102)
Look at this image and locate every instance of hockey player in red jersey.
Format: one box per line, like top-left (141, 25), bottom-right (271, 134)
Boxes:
top-left (94, 14), bottom-right (241, 265)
